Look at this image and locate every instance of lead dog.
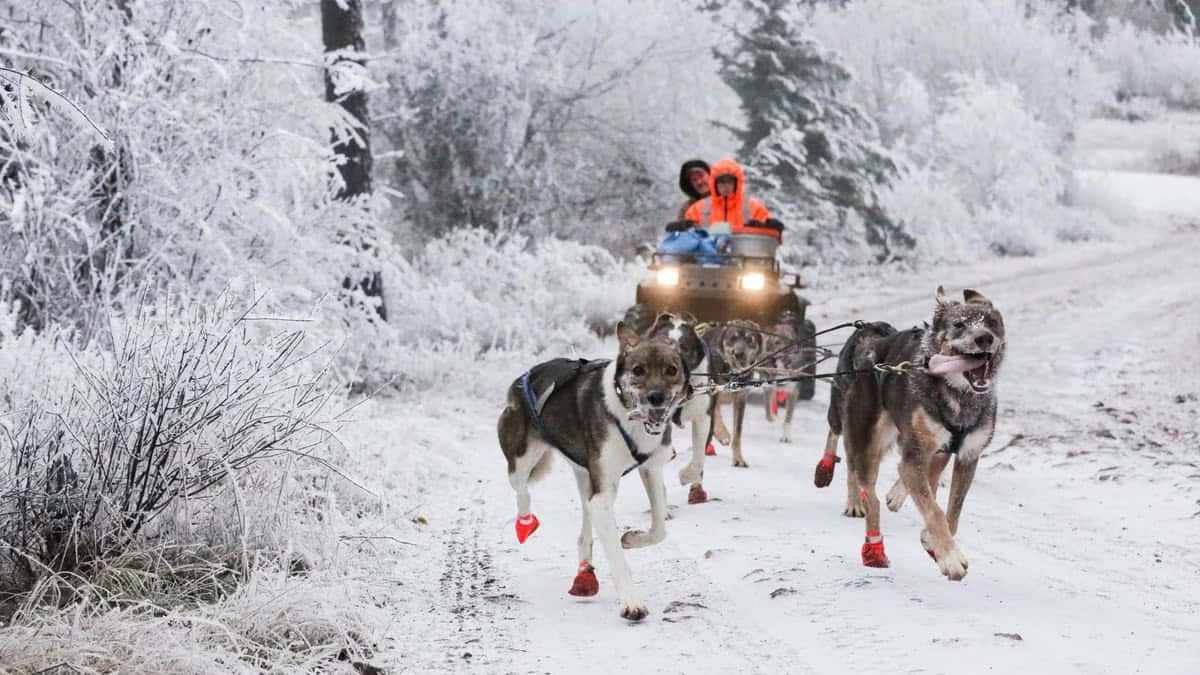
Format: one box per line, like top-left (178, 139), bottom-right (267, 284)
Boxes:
top-left (825, 287), bottom-right (1005, 580)
top-left (498, 322), bottom-right (687, 621)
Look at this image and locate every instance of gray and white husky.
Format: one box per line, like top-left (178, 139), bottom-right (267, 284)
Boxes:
top-left (498, 322), bottom-right (687, 621)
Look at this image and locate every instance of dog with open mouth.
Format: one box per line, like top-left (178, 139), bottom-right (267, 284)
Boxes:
top-left (498, 322), bottom-right (687, 621)
top-left (823, 287), bottom-right (1005, 580)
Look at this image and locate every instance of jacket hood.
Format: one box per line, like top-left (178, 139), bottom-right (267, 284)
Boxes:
top-left (709, 158), bottom-right (746, 204)
top-left (678, 159), bottom-right (711, 200)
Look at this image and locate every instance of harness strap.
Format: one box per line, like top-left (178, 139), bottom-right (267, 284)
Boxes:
top-left (608, 413), bottom-right (652, 475)
top-left (520, 369), bottom-right (577, 464)
top-left (520, 363), bottom-right (653, 474)
top-left (937, 408), bottom-right (970, 455)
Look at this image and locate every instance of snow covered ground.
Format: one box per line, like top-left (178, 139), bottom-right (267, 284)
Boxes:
top-left (344, 137), bottom-right (1200, 673)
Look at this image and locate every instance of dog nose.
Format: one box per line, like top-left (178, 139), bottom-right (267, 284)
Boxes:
top-left (734, 350), bottom-right (746, 362)
top-left (647, 390), bottom-right (666, 406)
top-left (975, 333), bottom-right (994, 350)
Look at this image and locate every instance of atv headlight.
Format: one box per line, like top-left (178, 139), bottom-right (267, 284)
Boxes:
top-left (657, 267), bottom-right (680, 286)
top-left (740, 272), bottom-right (766, 291)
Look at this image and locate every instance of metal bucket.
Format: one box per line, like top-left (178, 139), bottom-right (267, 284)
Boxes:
top-left (729, 233), bottom-right (778, 258)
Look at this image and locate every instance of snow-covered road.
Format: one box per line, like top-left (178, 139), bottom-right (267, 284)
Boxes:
top-left (364, 170), bottom-right (1199, 674)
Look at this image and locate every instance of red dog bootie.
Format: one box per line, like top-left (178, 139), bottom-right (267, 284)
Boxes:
top-left (861, 532), bottom-right (890, 568)
top-left (568, 562), bottom-right (599, 597)
top-left (771, 389), bottom-right (787, 415)
top-left (515, 514), bottom-right (539, 544)
top-left (705, 443), bottom-right (716, 456)
top-left (813, 452), bottom-right (841, 488)
top-left (687, 484), bottom-right (709, 504)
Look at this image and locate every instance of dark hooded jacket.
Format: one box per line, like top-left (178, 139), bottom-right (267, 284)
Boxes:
top-left (677, 159), bottom-right (710, 219)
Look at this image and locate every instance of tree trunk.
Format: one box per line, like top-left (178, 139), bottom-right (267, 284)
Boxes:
top-left (322, 0), bottom-right (386, 321)
top-left (85, 0), bottom-right (134, 296)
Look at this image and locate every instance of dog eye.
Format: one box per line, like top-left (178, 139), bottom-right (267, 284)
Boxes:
top-left (953, 321), bottom-right (966, 330)
top-left (666, 366), bottom-right (678, 377)
top-left (632, 365), bottom-right (646, 377)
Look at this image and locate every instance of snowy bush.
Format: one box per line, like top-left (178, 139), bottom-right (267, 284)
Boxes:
top-left (1094, 19), bottom-right (1200, 109)
top-left (0, 295), bottom-right (338, 591)
top-left (807, 0), bottom-right (1112, 150)
top-left (0, 0), bottom-right (382, 341)
top-left (371, 228), bottom-right (636, 394)
top-left (880, 76), bottom-right (1111, 259)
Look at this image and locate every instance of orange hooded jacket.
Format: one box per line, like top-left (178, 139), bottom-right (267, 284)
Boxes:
top-left (683, 158), bottom-right (776, 240)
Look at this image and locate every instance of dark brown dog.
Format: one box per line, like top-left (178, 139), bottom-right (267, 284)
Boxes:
top-left (824, 287), bottom-right (1005, 580)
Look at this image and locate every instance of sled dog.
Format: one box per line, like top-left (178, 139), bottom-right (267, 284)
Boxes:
top-left (498, 322), bottom-right (686, 621)
top-left (639, 312), bottom-right (716, 505)
top-left (762, 309), bottom-right (806, 443)
top-left (703, 319), bottom-right (766, 470)
top-left (823, 287), bottom-right (1005, 580)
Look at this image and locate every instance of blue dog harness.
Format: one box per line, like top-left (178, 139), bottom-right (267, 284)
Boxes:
top-left (519, 359), bottom-right (651, 475)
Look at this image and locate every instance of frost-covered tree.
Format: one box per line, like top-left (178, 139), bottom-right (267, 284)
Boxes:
top-left (713, 0), bottom-right (908, 262)
top-left (0, 0), bottom-right (380, 338)
top-left (323, 0), bottom-right (386, 320)
top-left (374, 0), bottom-right (726, 252)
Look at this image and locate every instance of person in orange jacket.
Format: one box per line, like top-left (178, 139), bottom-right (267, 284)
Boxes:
top-left (683, 158), bottom-right (779, 241)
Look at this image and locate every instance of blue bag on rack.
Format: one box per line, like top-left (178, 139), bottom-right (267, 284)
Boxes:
top-left (657, 228), bottom-right (729, 264)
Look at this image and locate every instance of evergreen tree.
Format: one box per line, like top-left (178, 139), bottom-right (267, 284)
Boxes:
top-left (713, 0), bottom-right (912, 261)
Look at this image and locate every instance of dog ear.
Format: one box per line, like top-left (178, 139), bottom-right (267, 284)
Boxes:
top-left (680, 311), bottom-right (698, 325)
top-left (616, 321), bottom-right (641, 351)
top-left (935, 285), bottom-right (953, 307)
top-left (648, 311), bottom-right (678, 335)
top-left (963, 289), bottom-right (991, 305)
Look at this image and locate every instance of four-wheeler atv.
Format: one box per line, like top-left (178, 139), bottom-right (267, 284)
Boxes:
top-left (624, 231), bottom-right (818, 400)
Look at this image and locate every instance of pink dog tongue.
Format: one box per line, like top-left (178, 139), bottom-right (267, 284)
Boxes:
top-left (927, 353), bottom-right (986, 376)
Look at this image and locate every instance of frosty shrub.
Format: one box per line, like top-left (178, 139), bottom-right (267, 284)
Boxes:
top-left (0, 0), bottom-right (383, 343)
top-left (375, 228), bottom-right (635, 393)
top-left (880, 76), bottom-right (1111, 258)
top-left (807, 0), bottom-right (1111, 148)
top-left (1094, 19), bottom-right (1200, 109)
top-left (0, 294), bottom-right (336, 593)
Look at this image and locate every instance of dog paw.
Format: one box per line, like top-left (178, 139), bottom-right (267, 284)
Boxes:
top-left (885, 482), bottom-right (907, 512)
top-left (938, 547), bottom-right (969, 581)
top-left (620, 601), bottom-right (649, 622)
top-left (713, 428), bottom-right (731, 446)
top-left (842, 497), bottom-right (866, 518)
top-left (678, 461), bottom-right (703, 486)
top-left (732, 457), bottom-right (749, 468)
top-left (778, 432), bottom-right (792, 443)
top-left (621, 529), bottom-right (662, 549)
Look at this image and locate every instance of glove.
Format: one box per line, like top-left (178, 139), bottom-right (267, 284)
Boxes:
top-left (665, 220), bottom-right (692, 233)
top-left (765, 218), bottom-right (785, 231)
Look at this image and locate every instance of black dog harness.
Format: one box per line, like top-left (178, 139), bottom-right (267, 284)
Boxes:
top-left (936, 409), bottom-right (970, 455)
top-left (519, 358), bottom-right (651, 475)
top-left (871, 328), bottom-right (971, 455)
